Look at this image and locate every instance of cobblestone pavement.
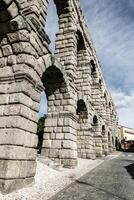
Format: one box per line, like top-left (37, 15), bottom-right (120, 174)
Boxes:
top-left (50, 152), bottom-right (134, 200)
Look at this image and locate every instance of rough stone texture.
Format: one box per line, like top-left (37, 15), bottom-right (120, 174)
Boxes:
top-left (0, 0), bottom-right (119, 194)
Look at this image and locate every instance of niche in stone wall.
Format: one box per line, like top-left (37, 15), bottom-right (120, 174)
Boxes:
top-left (77, 30), bottom-right (86, 52)
top-left (93, 115), bottom-right (98, 126)
top-left (90, 60), bottom-right (96, 75)
top-left (112, 136), bottom-right (114, 147)
top-left (99, 79), bottom-right (102, 85)
top-left (76, 99), bottom-right (88, 123)
top-left (102, 125), bottom-right (105, 135)
top-left (76, 30), bottom-right (86, 66)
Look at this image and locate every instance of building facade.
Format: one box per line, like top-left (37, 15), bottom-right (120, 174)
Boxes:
top-left (0, 0), bottom-right (118, 194)
top-left (119, 126), bottom-right (134, 150)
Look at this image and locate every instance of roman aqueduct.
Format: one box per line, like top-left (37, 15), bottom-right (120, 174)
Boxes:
top-left (0, 0), bottom-right (118, 194)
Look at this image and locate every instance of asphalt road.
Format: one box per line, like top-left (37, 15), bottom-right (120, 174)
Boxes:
top-left (50, 152), bottom-right (134, 200)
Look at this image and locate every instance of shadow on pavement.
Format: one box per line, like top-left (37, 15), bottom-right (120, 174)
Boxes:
top-left (123, 150), bottom-right (134, 153)
top-left (126, 162), bottom-right (134, 179)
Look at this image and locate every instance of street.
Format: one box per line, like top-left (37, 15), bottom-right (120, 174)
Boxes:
top-left (50, 152), bottom-right (134, 200)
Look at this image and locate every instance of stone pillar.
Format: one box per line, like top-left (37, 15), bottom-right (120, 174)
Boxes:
top-left (77, 121), bottom-right (94, 159)
top-left (106, 104), bottom-right (111, 127)
top-left (93, 126), bottom-right (102, 157)
top-left (76, 99), bottom-right (94, 159)
top-left (91, 81), bottom-right (101, 114)
top-left (75, 45), bottom-right (94, 159)
top-left (0, 30), bottom-right (42, 193)
top-left (92, 115), bottom-right (102, 157)
top-left (41, 58), bottom-right (78, 168)
top-left (54, 0), bottom-right (77, 83)
top-left (42, 112), bottom-right (78, 168)
top-left (99, 90), bottom-right (109, 155)
top-left (42, 0), bottom-right (78, 167)
top-left (90, 61), bottom-right (102, 157)
top-left (102, 128), bottom-right (109, 156)
top-left (0, 2), bottom-right (49, 193)
top-left (108, 132), bottom-right (113, 153)
top-left (76, 47), bottom-right (92, 100)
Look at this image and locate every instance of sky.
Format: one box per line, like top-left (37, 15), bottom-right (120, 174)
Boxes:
top-left (39, 0), bottom-right (134, 128)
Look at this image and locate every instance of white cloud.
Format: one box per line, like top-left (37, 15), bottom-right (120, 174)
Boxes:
top-left (81, 0), bottom-right (134, 92)
top-left (112, 90), bottom-right (134, 128)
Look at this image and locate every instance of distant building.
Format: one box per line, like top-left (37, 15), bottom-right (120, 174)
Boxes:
top-left (119, 126), bottom-right (134, 151)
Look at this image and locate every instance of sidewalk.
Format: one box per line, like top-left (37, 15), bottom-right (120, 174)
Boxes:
top-left (0, 152), bottom-right (121, 200)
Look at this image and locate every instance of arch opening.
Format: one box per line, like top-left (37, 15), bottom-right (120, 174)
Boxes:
top-left (90, 60), bottom-right (96, 74)
top-left (76, 99), bottom-right (88, 120)
top-left (102, 125), bottom-right (105, 132)
top-left (99, 79), bottom-right (102, 85)
top-left (108, 132), bottom-right (111, 142)
top-left (77, 30), bottom-right (86, 51)
top-left (93, 115), bottom-right (98, 126)
top-left (42, 66), bottom-right (65, 97)
top-left (112, 136), bottom-right (114, 147)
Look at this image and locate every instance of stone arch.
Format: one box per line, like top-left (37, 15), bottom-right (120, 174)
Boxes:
top-left (76, 99), bottom-right (88, 125)
top-left (42, 66), bottom-right (65, 97)
top-left (37, 63), bottom-right (67, 155)
top-left (102, 125), bottom-right (105, 132)
top-left (41, 55), bottom-right (77, 168)
top-left (43, 55), bottom-right (67, 82)
top-left (90, 59), bottom-right (96, 75)
top-left (76, 99), bottom-right (88, 117)
top-left (92, 115), bottom-right (102, 157)
top-left (99, 78), bottom-right (102, 85)
top-left (93, 115), bottom-right (98, 126)
top-left (76, 30), bottom-right (86, 51)
top-left (41, 54), bottom-right (69, 113)
top-left (104, 92), bottom-right (107, 99)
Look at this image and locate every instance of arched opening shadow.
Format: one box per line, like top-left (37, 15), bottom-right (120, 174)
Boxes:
top-left (76, 99), bottom-right (88, 123)
top-left (126, 161), bottom-right (134, 179)
top-left (41, 65), bottom-right (64, 97)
